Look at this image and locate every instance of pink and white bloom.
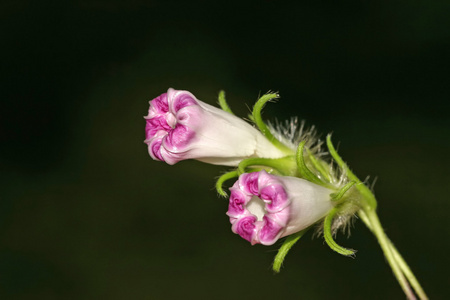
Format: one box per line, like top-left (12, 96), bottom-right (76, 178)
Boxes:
top-left (144, 88), bottom-right (287, 166)
top-left (227, 170), bottom-right (333, 245)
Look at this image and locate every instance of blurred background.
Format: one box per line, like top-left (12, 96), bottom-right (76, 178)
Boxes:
top-left (1, 1), bottom-right (449, 299)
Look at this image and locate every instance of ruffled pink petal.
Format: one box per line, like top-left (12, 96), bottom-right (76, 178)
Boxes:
top-left (148, 138), bottom-right (164, 161)
top-left (232, 216), bottom-right (257, 243)
top-left (169, 89), bottom-right (198, 112)
top-left (145, 116), bottom-right (171, 139)
top-left (229, 217), bottom-right (238, 225)
top-left (227, 189), bottom-right (249, 218)
top-left (149, 93), bottom-right (169, 115)
top-left (258, 215), bottom-right (285, 245)
top-left (260, 183), bottom-right (289, 213)
top-left (240, 172), bottom-right (260, 196)
top-left (163, 124), bottom-right (195, 152)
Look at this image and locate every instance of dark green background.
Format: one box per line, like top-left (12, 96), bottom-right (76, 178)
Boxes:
top-left (1, 1), bottom-right (449, 299)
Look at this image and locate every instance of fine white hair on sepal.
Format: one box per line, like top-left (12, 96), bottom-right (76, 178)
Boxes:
top-left (331, 212), bottom-right (357, 238)
top-left (313, 211), bottom-right (357, 239)
top-left (267, 117), bottom-right (319, 150)
top-left (328, 159), bottom-right (349, 188)
top-left (267, 118), bottom-right (348, 188)
top-left (368, 176), bottom-right (378, 191)
top-left (267, 118), bottom-right (357, 235)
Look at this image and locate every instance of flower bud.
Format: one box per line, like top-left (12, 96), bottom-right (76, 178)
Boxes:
top-left (227, 170), bottom-right (333, 245)
top-left (144, 88), bottom-right (286, 166)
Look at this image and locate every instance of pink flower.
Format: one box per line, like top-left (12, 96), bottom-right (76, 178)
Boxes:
top-left (144, 88), bottom-right (287, 166)
top-left (227, 170), bottom-right (333, 245)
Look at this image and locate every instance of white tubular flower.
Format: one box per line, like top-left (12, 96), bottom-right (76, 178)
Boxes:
top-left (227, 170), bottom-right (333, 245)
top-left (144, 88), bottom-right (287, 166)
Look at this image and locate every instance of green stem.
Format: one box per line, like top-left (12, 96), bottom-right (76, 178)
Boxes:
top-left (359, 209), bottom-right (427, 300)
top-left (364, 210), bottom-right (416, 299)
top-left (326, 135), bottom-right (427, 299)
top-left (389, 241), bottom-right (428, 300)
top-left (359, 210), bottom-right (428, 300)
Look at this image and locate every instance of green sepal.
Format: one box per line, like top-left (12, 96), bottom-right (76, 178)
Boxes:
top-left (305, 147), bottom-right (332, 182)
top-left (326, 134), bottom-right (377, 210)
top-left (331, 180), bottom-right (356, 203)
top-left (238, 156), bottom-right (297, 176)
top-left (326, 134), bottom-right (357, 181)
top-left (251, 93), bottom-right (294, 155)
top-left (215, 170), bottom-right (239, 197)
top-left (323, 206), bottom-right (356, 256)
top-left (273, 228), bottom-right (309, 273)
top-left (217, 90), bottom-right (234, 115)
top-left (296, 141), bottom-right (330, 187)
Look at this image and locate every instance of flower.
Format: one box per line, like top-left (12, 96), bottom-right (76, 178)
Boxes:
top-left (144, 88), bottom-right (287, 166)
top-left (227, 170), bottom-right (333, 245)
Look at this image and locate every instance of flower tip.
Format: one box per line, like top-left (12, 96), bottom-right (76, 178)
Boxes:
top-left (145, 88), bottom-right (289, 166)
top-left (227, 170), bottom-right (333, 245)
